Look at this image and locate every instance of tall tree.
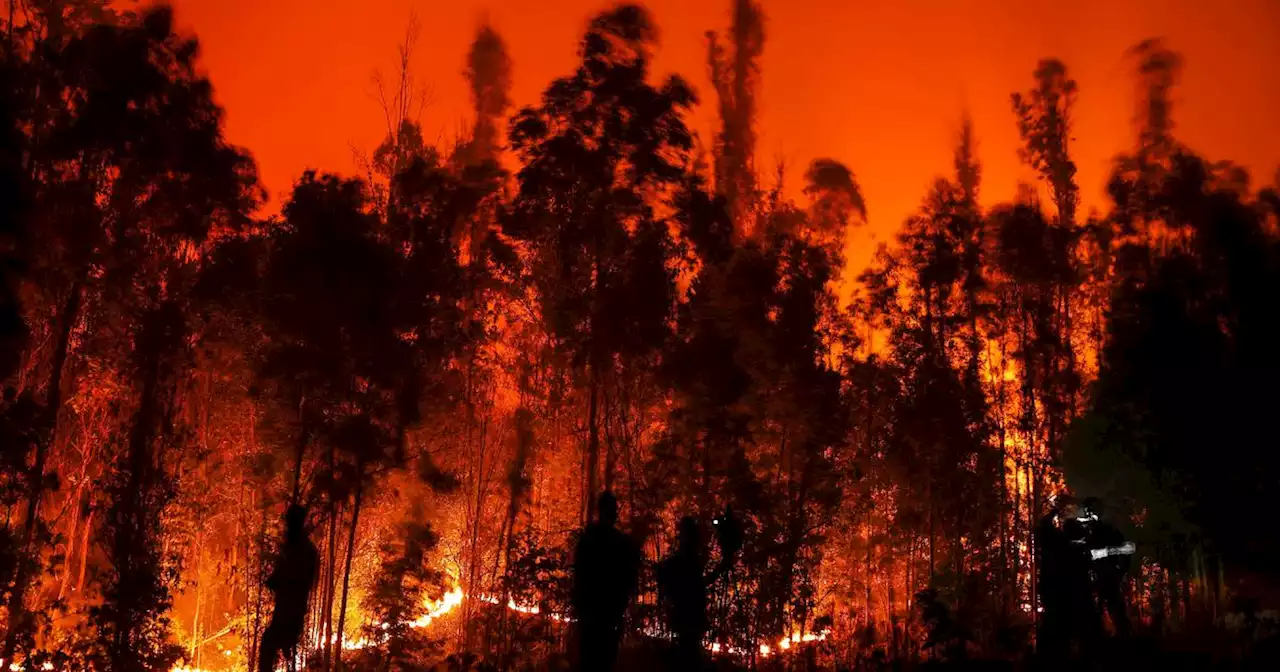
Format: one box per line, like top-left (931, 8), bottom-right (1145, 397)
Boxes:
top-left (1011, 59), bottom-right (1079, 229)
top-left (459, 23), bottom-right (512, 167)
top-left (54, 7), bottom-right (261, 669)
top-left (2, 5), bottom-right (261, 664)
top-left (1108, 38), bottom-right (1185, 245)
top-left (506, 3), bottom-right (694, 522)
top-left (707, 0), bottom-right (764, 236)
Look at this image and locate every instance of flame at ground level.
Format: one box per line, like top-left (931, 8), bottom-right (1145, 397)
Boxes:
top-left (409, 586), bottom-right (466, 628)
top-left (172, 585), bottom-right (826, 671)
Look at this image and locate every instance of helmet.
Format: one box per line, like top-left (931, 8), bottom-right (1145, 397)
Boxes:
top-left (1080, 497), bottom-right (1103, 522)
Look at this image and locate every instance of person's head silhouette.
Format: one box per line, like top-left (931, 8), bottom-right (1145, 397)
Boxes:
top-left (677, 516), bottom-right (701, 554)
top-left (285, 504), bottom-right (307, 542)
top-left (597, 491), bottom-right (618, 528)
top-left (1080, 497), bottom-right (1103, 522)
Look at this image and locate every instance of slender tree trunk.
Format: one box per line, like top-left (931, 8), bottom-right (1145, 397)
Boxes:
top-left (320, 437), bottom-right (338, 670)
top-left (290, 395), bottom-right (308, 507)
top-left (461, 349), bottom-right (479, 641)
top-left (864, 524), bottom-right (873, 625)
top-left (990, 338), bottom-right (1009, 615)
top-left (928, 473), bottom-right (936, 582)
top-left (74, 504), bottom-right (92, 594)
top-left (2, 277), bottom-right (84, 660)
top-left (887, 555), bottom-right (898, 657)
top-left (465, 408), bottom-right (488, 645)
top-left (602, 382), bottom-right (616, 494)
top-left (586, 360), bottom-right (600, 522)
top-left (248, 507), bottom-right (267, 672)
top-left (334, 481), bottom-right (364, 672)
top-left (191, 528), bottom-right (204, 665)
top-left (863, 360), bottom-right (876, 630)
top-left (320, 499), bottom-right (338, 672)
top-left (58, 487), bottom-right (82, 601)
top-left (109, 302), bottom-right (177, 669)
top-left (497, 406), bottom-right (530, 592)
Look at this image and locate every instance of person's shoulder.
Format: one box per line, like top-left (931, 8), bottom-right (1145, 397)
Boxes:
top-left (577, 524), bottom-right (605, 550)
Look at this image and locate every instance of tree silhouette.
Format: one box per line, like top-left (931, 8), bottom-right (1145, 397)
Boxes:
top-left (506, 3), bottom-right (694, 523)
top-left (1012, 59), bottom-right (1079, 228)
top-left (0, 5), bottom-right (261, 665)
top-left (354, 516), bottom-right (445, 671)
top-left (1, 5), bottom-right (1278, 669)
top-left (1071, 146), bottom-right (1280, 618)
top-left (459, 23), bottom-right (512, 168)
top-left (0, 50), bottom-right (26, 380)
top-left (36, 6), bottom-right (261, 668)
top-left (707, 0), bottom-right (764, 237)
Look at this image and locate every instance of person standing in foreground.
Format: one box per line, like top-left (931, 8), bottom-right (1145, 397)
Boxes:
top-left (1062, 512), bottom-right (1102, 648)
top-left (1035, 497), bottom-right (1071, 660)
top-left (259, 505), bottom-right (320, 672)
top-left (1082, 497), bottom-right (1133, 638)
top-left (658, 508), bottom-right (742, 670)
top-left (572, 491), bottom-right (641, 672)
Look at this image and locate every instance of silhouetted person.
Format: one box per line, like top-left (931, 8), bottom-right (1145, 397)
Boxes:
top-left (658, 509), bottom-right (741, 669)
top-left (1035, 501), bottom-right (1070, 660)
top-left (1062, 513), bottom-right (1101, 649)
top-left (259, 505), bottom-right (319, 672)
top-left (1081, 497), bottom-right (1132, 638)
top-left (572, 491), bottom-right (640, 672)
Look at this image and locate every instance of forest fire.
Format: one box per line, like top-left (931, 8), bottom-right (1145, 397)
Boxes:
top-left (337, 585), bottom-right (820, 659)
top-left (407, 586), bottom-right (467, 629)
top-left (2, 1), bottom-right (1278, 671)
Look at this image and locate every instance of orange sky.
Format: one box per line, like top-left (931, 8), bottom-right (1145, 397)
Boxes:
top-left (170, 0), bottom-right (1279, 272)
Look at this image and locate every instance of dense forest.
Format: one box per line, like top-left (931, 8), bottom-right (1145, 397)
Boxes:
top-left (2, 1), bottom-right (1279, 671)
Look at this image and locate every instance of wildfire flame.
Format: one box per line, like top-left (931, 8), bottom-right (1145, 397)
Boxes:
top-left (775, 629), bottom-right (828, 653)
top-left (171, 586), bottom-right (826, 671)
top-left (408, 586), bottom-right (466, 629)
top-left (3, 662), bottom-right (69, 672)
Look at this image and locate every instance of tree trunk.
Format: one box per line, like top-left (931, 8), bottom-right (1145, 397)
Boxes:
top-left (75, 507), bottom-right (92, 596)
top-left (2, 277), bottom-right (83, 661)
top-left (109, 303), bottom-right (177, 669)
top-left (465, 409), bottom-right (488, 646)
top-left (334, 480), bottom-right (364, 672)
top-left (248, 507), bottom-right (267, 672)
top-left (320, 499), bottom-right (339, 672)
top-left (887, 556), bottom-right (898, 657)
top-left (864, 524), bottom-right (873, 626)
top-left (461, 350), bottom-right (479, 641)
top-left (928, 475), bottom-right (936, 582)
top-left (290, 395), bottom-right (308, 507)
top-left (585, 360), bottom-right (600, 523)
top-left (602, 382), bottom-right (616, 494)
top-left (190, 528), bottom-right (204, 665)
top-left (58, 487), bottom-right (82, 601)
top-left (995, 334), bottom-right (1011, 616)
